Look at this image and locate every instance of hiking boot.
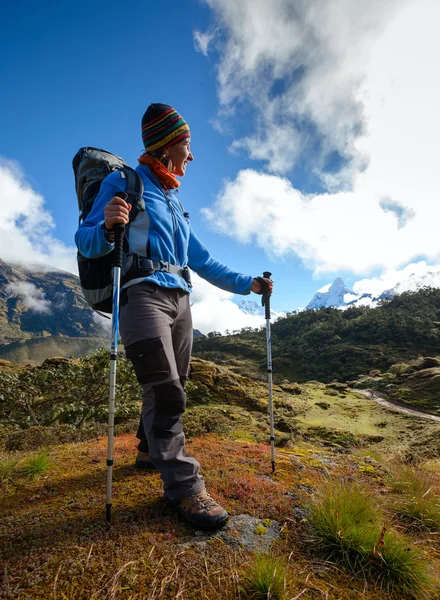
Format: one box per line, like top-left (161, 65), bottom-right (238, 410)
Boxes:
top-left (135, 451), bottom-right (156, 470)
top-left (166, 489), bottom-right (228, 530)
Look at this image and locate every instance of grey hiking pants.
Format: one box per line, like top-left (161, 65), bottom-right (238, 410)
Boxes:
top-left (119, 281), bottom-right (204, 501)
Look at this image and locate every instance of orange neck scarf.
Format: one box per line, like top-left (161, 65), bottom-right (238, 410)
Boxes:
top-left (138, 154), bottom-right (180, 190)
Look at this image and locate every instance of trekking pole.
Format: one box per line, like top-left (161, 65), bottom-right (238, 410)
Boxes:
top-left (261, 271), bottom-right (275, 474)
top-left (106, 191), bottom-right (127, 524)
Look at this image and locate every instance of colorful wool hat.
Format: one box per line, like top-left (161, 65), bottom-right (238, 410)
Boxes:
top-left (141, 103), bottom-right (190, 152)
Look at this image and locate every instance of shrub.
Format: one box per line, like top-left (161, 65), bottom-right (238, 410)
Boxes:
top-left (396, 387), bottom-right (412, 402)
top-left (183, 407), bottom-right (231, 439)
top-left (0, 349), bottom-right (140, 430)
top-left (389, 363), bottom-right (411, 376)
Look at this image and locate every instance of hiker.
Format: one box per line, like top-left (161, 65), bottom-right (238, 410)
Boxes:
top-left (75, 103), bottom-right (273, 530)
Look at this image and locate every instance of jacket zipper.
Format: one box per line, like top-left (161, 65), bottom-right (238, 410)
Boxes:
top-left (164, 191), bottom-right (178, 262)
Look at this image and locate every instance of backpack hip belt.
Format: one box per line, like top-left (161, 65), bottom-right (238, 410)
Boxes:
top-left (124, 256), bottom-right (192, 287)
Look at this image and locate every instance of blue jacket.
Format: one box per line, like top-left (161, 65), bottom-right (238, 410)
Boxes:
top-left (75, 164), bottom-right (253, 295)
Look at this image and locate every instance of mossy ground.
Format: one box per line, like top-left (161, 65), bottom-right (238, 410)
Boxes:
top-left (294, 382), bottom-right (440, 458)
top-left (2, 357), bottom-right (440, 598)
top-left (2, 431), bottom-right (440, 599)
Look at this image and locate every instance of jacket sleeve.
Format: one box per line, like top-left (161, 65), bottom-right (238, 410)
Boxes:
top-left (75, 172), bottom-right (127, 258)
top-left (187, 227), bottom-right (253, 295)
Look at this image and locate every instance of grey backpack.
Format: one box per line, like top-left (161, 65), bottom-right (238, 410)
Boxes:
top-left (73, 147), bottom-right (144, 313)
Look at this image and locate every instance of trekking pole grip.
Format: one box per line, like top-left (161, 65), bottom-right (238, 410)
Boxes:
top-left (113, 192), bottom-right (127, 269)
top-left (262, 271), bottom-right (272, 320)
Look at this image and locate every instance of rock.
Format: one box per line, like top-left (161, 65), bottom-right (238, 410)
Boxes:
top-left (0, 359), bottom-right (14, 368)
top-left (275, 417), bottom-right (296, 432)
top-left (326, 382), bottom-right (349, 391)
top-left (419, 357), bottom-right (440, 370)
top-left (279, 382), bottom-right (302, 395)
top-left (369, 370), bottom-right (382, 377)
top-left (179, 515), bottom-right (281, 552)
top-left (315, 402), bottom-right (330, 410)
top-left (292, 507), bottom-right (310, 520)
top-left (42, 357), bottom-right (73, 367)
top-left (362, 435), bottom-right (384, 444)
top-left (412, 367), bottom-right (440, 379)
top-left (189, 358), bottom-right (218, 387)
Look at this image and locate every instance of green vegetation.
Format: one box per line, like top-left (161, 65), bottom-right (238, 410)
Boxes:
top-left (308, 479), bottom-right (436, 598)
top-left (0, 452), bottom-right (49, 483)
top-left (0, 350), bottom-right (141, 432)
top-left (0, 456), bottom-right (19, 483)
top-left (240, 553), bottom-right (287, 599)
top-left (2, 288), bottom-right (440, 598)
top-left (388, 464), bottom-right (440, 531)
top-left (354, 355), bottom-right (440, 415)
top-left (17, 452), bottom-right (50, 480)
top-left (195, 287), bottom-right (440, 383)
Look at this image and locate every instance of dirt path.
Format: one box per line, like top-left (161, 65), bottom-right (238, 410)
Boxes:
top-left (359, 389), bottom-right (440, 423)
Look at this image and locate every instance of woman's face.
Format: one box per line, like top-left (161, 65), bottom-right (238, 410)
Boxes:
top-left (167, 138), bottom-right (194, 176)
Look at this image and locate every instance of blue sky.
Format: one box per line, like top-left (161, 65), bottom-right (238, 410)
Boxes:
top-left (1, 0), bottom-right (440, 333)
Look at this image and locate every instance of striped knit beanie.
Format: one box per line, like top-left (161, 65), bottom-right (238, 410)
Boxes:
top-left (141, 103), bottom-right (190, 152)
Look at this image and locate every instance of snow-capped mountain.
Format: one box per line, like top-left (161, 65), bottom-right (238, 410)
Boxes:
top-left (306, 278), bottom-right (358, 309)
top-left (305, 277), bottom-right (394, 310)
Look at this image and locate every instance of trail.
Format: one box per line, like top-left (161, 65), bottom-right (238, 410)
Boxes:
top-left (359, 390), bottom-right (440, 423)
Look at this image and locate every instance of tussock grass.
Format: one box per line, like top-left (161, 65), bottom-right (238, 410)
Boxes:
top-left (17, 452), bottom-right (50, 479)
top-left (388, 464), bottom-right (440, 531)
top-left (308, 479), bottom-right (436, 599)
top-left (0, 456), bottom-right (19, 483)
top-left (240, 553), bottom-right (287, 600)
top-left (0, 452), bottom-right (50, 483)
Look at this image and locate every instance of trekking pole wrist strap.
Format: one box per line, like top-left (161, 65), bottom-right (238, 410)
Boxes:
top-left (255, 274), bottom-right (272, 317)
top-left (103, 224), bottom-right (115, 242)
top-left (254, 276), bottom-right (269, 296)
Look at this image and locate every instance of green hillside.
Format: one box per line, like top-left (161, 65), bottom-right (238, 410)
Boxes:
top-left (194, 287), bottom-right (440, 384)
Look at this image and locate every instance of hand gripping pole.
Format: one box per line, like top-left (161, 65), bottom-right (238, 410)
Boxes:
top-left (106, 191), bottom-right (127, 523)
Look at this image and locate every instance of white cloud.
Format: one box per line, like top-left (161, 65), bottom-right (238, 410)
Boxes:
top-left (0, 160), bottom-right (77, 274)
top-left (353, 262), bottom-right (440, 297)
top-left (190, 273), bottom-right (265, 334)
top-left (230, 121), bottom-right (301, 174)
top-left (199, 0), bottom-right (408, 175)
top-left (193, 30), bottom-right (215, 56)
top-left (6, 281), bottom-right (52, 314)
top-left (199, 0), bottom-right (440, 277)
top-left (202, 169), bottom-right (427, 274)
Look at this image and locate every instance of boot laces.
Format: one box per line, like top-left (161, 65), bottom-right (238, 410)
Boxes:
top-left (191, 491), bottom-right (218, 511)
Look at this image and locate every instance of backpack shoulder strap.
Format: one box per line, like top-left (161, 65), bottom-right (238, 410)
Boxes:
top-left (119, 167), bottom-right (144, 222)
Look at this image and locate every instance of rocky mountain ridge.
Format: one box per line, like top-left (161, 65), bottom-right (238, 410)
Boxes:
top-left (0, 259), bottom-right (102, 345)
